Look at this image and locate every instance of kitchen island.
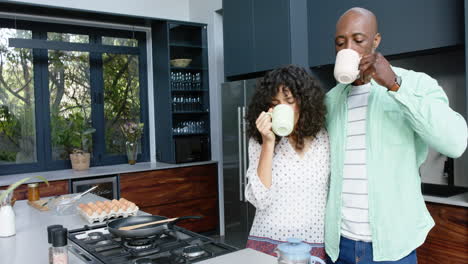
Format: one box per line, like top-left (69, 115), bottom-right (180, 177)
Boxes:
top-left (0, 194), bottom-right (276, 264)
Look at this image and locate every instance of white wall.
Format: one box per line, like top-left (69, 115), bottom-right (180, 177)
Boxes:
top-left (188, 0), bottom-right (225, 235)
top-left (6, 0), bottom-right (190, 21)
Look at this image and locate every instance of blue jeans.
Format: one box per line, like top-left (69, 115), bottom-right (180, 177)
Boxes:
top-left (327, 236), bottom-right (417, 264)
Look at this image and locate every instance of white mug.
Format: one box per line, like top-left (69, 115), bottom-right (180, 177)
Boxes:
top-left (334, 48), bottom-right (361, 84)
top-left (267, 104), bottom-right (294, 137)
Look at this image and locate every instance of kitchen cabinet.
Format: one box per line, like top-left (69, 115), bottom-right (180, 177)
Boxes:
top-left (223, 0), bottom-right (308, 79)
top-left (223, 0), bottom-right (464, 79)
top-left (152, 21), bottom-right (211, 164)
top-left (119, 164), bottom-right (218, 233)
top-left (223, 0), bottom-right (255, 77)
top-left (308, 0), bottom-right (464, 67)
top-left (417, 202), bottom-right (468, 264)
top-left (0, 180), bottom-right (69, 201)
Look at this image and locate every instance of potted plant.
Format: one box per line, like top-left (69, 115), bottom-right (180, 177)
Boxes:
top-left (69, 127), bottom-right (96, 171)
top-left (0, 176), bottom-right (48, 237)
top-left (120, 121), bottom-right (144, 165)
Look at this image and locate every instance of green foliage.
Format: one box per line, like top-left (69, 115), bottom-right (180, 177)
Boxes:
top-left (1, 29), bottom-right (142, 161)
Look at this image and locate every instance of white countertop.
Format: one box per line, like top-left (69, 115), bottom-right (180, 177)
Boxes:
top-left (0, 194), bottom-right (108, 264)
top-left (198, 248), bottom-right (277, 264)
top-left (0, 160), bottom-right (218, 186)
top-left (423, 191), bottom-right (468, 207)
top-left (0, 193), bottom-right (276, 264)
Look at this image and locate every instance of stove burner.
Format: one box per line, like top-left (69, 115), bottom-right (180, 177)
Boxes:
top-left (88, 232), bottom-right (103, 240)
top-left (123, 237), bottom-right (159, 250)
top-left (134, 258), bottom-right (153, 264)
top-left (95, 240), bottom-right (112, 246)
top-left (182, 245), bottom-right (206, 258)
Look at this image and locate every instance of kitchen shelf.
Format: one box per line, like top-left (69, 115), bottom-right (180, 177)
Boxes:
top-left (170, 43), bottom-right (206, 49)
top-left (173, 133), bottom-right (209, 137)
top-left (172, 111), bottom-right (209, 115)
top-left (171, 89), bottom-right (208, 93)
top-left (170, 66), bottom-right (207, 71)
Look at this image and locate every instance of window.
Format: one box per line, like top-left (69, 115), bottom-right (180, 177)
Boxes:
top-left (0, 28), bottom-right (35, 165)
top-left (0, 19), bottom-right (149, 175)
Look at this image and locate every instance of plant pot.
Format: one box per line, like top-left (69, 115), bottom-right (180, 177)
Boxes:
top-left (70, 153), bottom-right (91, 171)
top-left (0, 205), bottom-right (15, 237)
top-left (125, 141), bottom-right (138, 165)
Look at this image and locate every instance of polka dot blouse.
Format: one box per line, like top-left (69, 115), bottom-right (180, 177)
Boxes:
top-left (245, 129), bottom-right (330, 243)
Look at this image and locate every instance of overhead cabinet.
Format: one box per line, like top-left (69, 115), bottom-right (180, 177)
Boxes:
top-left (223, 0), bottom-right (464, 79)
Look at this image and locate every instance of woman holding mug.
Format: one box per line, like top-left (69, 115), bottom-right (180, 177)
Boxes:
top-left (244, 65), bottom-right (330, 261)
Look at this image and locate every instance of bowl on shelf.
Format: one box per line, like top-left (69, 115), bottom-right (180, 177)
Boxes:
top-left (170, 58), bottom-right (192, 68)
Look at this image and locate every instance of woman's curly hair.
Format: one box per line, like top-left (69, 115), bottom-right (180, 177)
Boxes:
top-left (246, 65), bottom-right (326, 150)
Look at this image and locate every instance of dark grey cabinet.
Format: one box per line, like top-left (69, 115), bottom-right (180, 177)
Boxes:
top-left (223, 0), bottom-right (464, 79)
top-left (223, 0), bottom-right (308, 79)
top-left (223, 0), bottom-right (255, 77)
top-left (308, 0), bottom-right (464, 66)
top-left (152, 21), bottom-right (211, 164)
top-left (466, 0), bottom-right (468, 118)
top-left (252, 0), bottom-right (291, 73)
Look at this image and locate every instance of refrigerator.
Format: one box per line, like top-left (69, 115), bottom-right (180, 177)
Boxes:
top-left (221, 78), bottom-right (258, 248)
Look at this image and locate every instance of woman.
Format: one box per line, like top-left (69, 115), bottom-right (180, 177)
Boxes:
top-left (244, 65), bottom-right (330, 261)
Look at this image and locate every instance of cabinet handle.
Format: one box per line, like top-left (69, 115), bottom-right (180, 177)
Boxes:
top-left (238, 106), bottom-right (243, 202)
top-left (242, 106), bottom-right (248, 202)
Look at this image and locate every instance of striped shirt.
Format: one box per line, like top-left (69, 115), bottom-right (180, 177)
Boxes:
top-left (341, 83), bottom-right (372, 242)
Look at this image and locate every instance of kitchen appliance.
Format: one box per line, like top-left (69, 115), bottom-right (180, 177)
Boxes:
top-left (71, 176), bottom-right (118, 200)
top-left (275, 238), bottom-right (325, 264)
top-left (68, 223), bottom-right (237, 264)
top-left (221, 78), bottom-right (258, 248)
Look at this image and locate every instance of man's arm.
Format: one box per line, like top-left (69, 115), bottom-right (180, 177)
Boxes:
top-left (388, 71), bottom-right (468, 158)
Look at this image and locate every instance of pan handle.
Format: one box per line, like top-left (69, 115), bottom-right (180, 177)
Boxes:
top-left (167, 215), bottom-right (203, 227)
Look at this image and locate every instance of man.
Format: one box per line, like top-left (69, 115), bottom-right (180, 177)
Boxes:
top-left (324, 7), bottom-right (468, 264)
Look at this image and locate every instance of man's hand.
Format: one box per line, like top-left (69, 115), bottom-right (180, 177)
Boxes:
top-left (359, 52), bottom-right (397, 90)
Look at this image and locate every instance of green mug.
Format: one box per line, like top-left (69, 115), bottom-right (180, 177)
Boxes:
top-left (267, 104), bottom-right (294, 136)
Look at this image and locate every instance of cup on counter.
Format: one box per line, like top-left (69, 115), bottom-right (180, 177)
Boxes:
top-left (266, 104), bottom-right (294, 137)
top-left (334, 48), bottom-right (361, 84)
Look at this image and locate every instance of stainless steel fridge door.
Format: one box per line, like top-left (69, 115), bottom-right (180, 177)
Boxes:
top-left (222, 79), bottom-right (259, 248)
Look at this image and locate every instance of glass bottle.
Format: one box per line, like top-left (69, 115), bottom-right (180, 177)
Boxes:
top-left (52, 228), bottom-right (68, 264)
top-left (27, 183), bottom-right (40, 202)
top-left (47, 225), bottom-right (63, 264)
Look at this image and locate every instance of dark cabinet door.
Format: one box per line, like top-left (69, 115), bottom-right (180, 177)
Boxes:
top-left (308, 0), bottom-right (464, 67)
top-left (223, 0), bottom-right (255, 77)
top-left (252, 0), bottom-right (291, 73)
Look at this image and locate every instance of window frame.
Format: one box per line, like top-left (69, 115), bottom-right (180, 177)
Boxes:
top-left (0, 18), bottom-right (150, 175)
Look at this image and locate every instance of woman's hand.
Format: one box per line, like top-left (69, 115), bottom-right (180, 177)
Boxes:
top-left (256, 108), bottom-right (275, 144)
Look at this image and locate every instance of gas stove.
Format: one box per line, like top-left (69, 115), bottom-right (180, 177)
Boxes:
top-left (68, 224), bottom-right (237, 264)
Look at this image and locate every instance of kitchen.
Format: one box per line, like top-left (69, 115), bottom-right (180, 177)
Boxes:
top-left (0, 0), bottom-right (467, 264)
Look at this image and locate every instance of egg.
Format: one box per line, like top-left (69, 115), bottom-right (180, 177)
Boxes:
top-left (78, 203), bottom-right (86, 209)
top-left (84, 207), bottom-right (93, 216)
top-left (128, 203), bottom-right (136, 210)
top-left (111, 205), bottom-right (119, 212)
top-left (96, 201), bottom-right (104, 207)
top-left (95, 207), bottom-right (103, 215)
top-left (104, 206), bottom-right (111, 214)
top-left (119, 198), bottom-right (128, 203)
top-left (87, 202), bottom-right (94, 207)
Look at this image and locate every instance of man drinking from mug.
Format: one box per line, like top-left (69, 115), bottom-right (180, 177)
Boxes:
top-left (324, 7), bottom-right (468, 264)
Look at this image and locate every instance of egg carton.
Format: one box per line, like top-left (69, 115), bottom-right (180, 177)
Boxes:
top-left (78, 205), bottom-right (139, 224)
top-left (77, 199), bottom-right (140, 224)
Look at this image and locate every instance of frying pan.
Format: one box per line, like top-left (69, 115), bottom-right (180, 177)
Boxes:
top-left (107, 215), bottom-right (202, 239)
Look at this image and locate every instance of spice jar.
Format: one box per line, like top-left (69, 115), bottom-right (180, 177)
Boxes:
top-left (27, 183), bottom-right (40, 202)
top-left (52, 228), bottom-right (68, 264)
